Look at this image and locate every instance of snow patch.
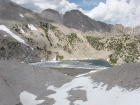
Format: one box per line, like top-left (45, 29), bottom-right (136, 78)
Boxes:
top-left (47, 76), bottom-right (140, 105)
top-left (20, 29), bottom-right (25, 34)
top-left (20, 91), bottom-right (45, 105)
top-left (107, 58), bottom-right (110, 62)
top-left (75, 70), bottom-right (99, 77)
top-left (30, 47), bottom-right (34, 50)
top-left (19, 14), bottom-right (24, 18)
top-left (52, 56), bottom-right (56, 61)
top-left (0, 25), bottom-right (25, 44)
top-left (28, 24), bottom-right (37, 30)
top-left (41, 59), bottom-right (45, 62)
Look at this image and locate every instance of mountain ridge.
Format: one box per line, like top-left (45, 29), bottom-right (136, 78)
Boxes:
top-left (41, 9), bottom-right (140, 35)
top-left (0, 0), bottom-right (140, 64)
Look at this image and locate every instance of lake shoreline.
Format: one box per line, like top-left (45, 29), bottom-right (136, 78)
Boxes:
top-left (31, 59), bottom-right (112, 76)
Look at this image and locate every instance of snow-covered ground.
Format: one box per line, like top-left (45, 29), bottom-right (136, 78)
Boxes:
top-left (20, 91), bottom-right (45, 105)
top-left (20, 29), bottom-right (25, 34)
top-left (19, 14), bottom-right (24, 18)
top-left (28, 24), bottom-right (37, 30)
top-left (1, 60), bottom-right (140, 105)
top-left (0, 25), bottom-right (26, 44)
top-left (47, 76), bottom-right (140, 105)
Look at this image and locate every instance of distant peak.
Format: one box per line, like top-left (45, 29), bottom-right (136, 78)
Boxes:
top-left (42, 8), bottom-right (59, 13)
top-left (65, 9), bottom-right (82, 14)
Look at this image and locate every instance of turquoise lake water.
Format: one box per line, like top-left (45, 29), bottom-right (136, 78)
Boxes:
top-left (31, 59), bottom-right (112, 76)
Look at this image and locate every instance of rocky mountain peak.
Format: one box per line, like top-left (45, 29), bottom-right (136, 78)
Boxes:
top-left (41, 8), bottom-right (63, 24)
top-left (65, 9), bottom-right (83, 15)
top-left (63, 9), bottom-right (111, 32)
top-left (42, 8), bottom-right (59, 13)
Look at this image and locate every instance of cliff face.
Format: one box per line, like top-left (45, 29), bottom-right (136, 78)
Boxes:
top-left (63, 10), bottom-right (140, 34)
top-left (63, 10), bottom-right (111, 33)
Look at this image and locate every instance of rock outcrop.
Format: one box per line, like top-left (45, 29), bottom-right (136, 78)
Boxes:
top-left (0, 38), bottom-right (41, 63)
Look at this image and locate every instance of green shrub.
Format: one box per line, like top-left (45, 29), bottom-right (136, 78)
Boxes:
top-left (58, 55), bottom-right (64, 60)
top-left (0, 46), bottom-right (5, 50)
top-left (47, 51), bottom-right (52, 54)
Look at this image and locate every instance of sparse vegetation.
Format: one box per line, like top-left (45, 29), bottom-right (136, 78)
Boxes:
top-left (0, 46), bottom-right (5, 51)
top-left (36, 46), bottom-right (43, 51)
top-left (86, 35), bottom-right (140, 64)
top-left (11, 22), bottom-right (140, 64)
top-left (63, 45), bottom-right (72, 54)
top-left (57, 55), bottom-right (64, 60)
top-left (39, 22), bottom-right (52, 46)
top-left (47, 51), bottom-right (52, 54)
top-left (12, 24), bottom-right (22, 35)
top-left (55, 31), bottom-right (83, 54)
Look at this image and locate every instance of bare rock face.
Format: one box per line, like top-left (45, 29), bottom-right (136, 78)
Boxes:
top-left (0, 0), bottom-right (51, 27)
top-left (41, 9), bottom-right (63, 24)
top-left (63, 10), bottom-right (111, 32)
top-left (0, 37), bottom-right (41, 63)
top-left (62, 10), bottom-right (140, 34)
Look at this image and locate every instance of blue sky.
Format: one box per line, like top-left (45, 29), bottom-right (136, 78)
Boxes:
top-left (68, 0), bottom-right (106, 10)
top-left (11, 0), bottom-right (140, 27)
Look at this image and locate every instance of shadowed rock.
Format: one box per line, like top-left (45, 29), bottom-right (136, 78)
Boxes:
top-left (63, 10), bottom-right (111, 32)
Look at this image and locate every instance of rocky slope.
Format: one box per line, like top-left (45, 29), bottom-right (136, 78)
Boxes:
top-left (0, 0), bottom-right (52, 27)
top-left (0, 0), bottom-right (140, 64)
top-left (1, 60), bottom-right (140, 105)
top-left (63, 10), bottom-right (111, 33)
top-left (0, 0), bottom-right (100, 63)
top-left (0, 60), bottom-right (73, 105)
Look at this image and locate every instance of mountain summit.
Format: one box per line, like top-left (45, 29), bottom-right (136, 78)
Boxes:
top-left (41, 9), bottom-right (63, 24)
top-left (41, 9), bottom-right (140, 34)
top-left (63, 10), bottom-right (111, 32)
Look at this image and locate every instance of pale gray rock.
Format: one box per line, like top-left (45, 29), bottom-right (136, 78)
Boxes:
top-left (0, 60), bottom-right (73, 105)
top-left (88, 62), bottom-right (140, 90)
